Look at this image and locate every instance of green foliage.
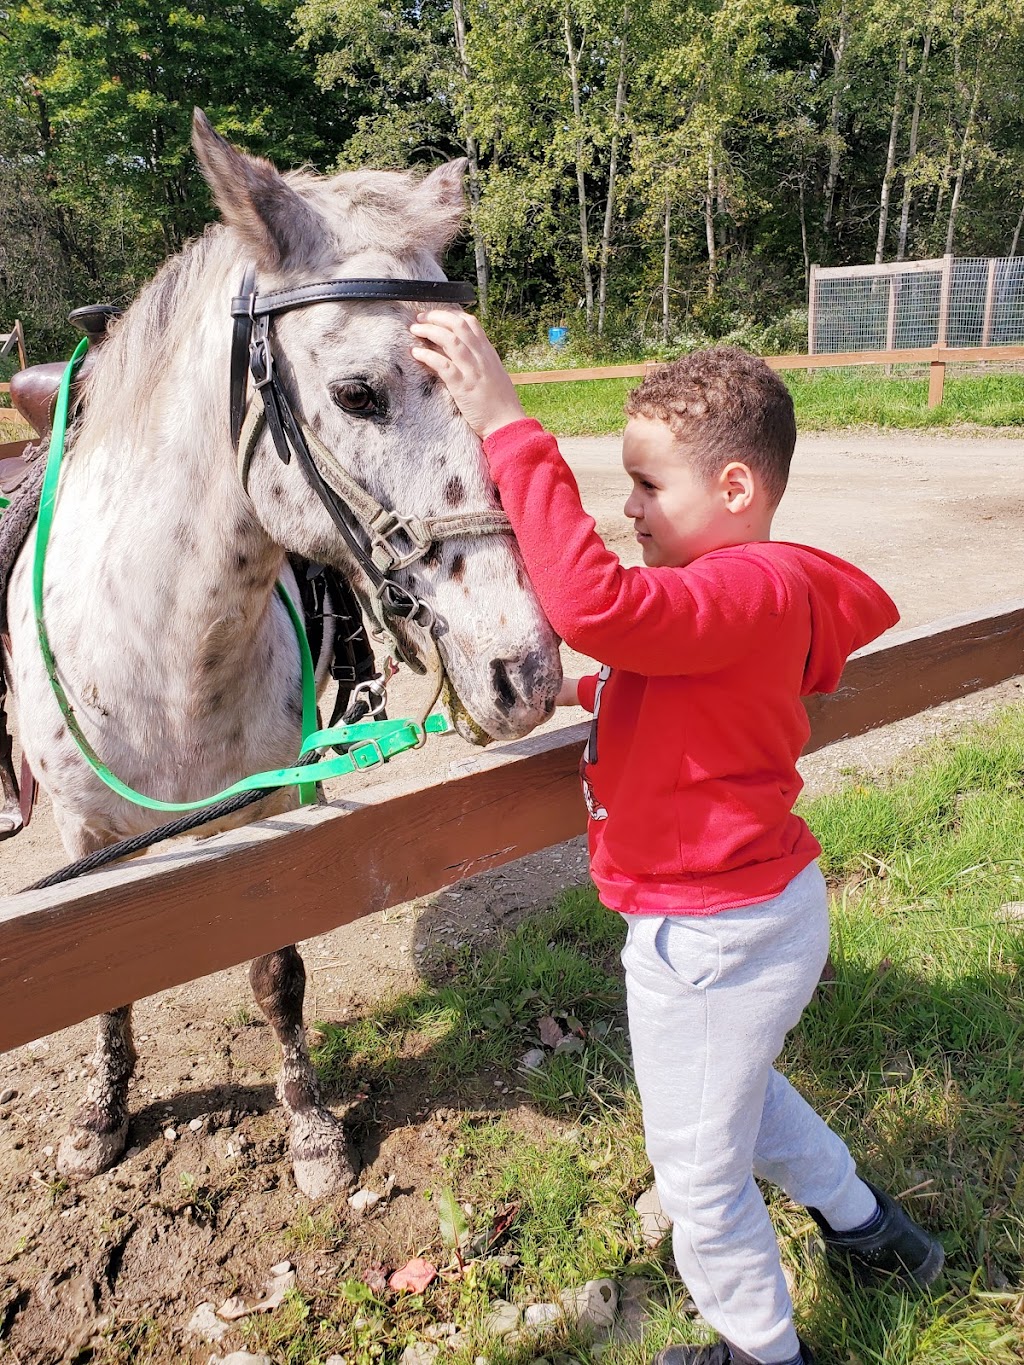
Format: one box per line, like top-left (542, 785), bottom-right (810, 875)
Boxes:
top-left (5, 0), bottom-right (1024, 363)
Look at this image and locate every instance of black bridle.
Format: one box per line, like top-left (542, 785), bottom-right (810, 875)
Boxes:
top-left (228, 264), bottom-right (483, 668)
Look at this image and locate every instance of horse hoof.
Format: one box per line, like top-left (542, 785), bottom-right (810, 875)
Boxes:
top-left (56, 1123), bottom-right (128, 1180)
top-left (290, 1116), bottom-right (358, 1201)
top-left (0, 811), bottom-right (22, 841)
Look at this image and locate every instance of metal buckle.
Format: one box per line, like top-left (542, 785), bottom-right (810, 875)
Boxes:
top-left (350, 738), bottom-right (385, 769)
top-left (368, 510), bottom-right (432, 572)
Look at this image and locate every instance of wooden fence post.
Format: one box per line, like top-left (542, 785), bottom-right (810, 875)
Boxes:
top-left (807, 263), bottom-right (819, 376)
top-left (928, 356), bottom-right (946, 407)
top-left (13, 319), bottom-right (26, 371)
top-left (981, 258), bottom-right (997, 348)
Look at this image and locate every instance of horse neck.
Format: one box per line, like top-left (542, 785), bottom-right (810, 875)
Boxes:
top-left (58, 302), bottom-right (288, 692)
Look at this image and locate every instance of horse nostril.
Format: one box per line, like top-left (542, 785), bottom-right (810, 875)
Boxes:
top-left (519, 649), bottom-right (547, 694)
top-left (489, 658), bottom-right (518, 715)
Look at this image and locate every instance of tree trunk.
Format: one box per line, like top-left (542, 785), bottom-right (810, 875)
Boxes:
top-left (662, 196), bottom-right (671, 344)
top-left (823, 1), bottom-right (848, 242)
top-left (1010, 201), bottom-right (1024, 258)
top-left (564, 6), bottom-right (595, 331)
top-left (945, 59), bottom-right (982, 255)
top-left (598, 6), bottom-right (629, 337)
top-left (799, 172), bottom-right (809, 296)
top-left (875, 39), bottom-right (907, 263)
top-left (705, 145), bottom-right (717, 298)
top-left (452, 0), bottom-right (490, 316)
top-left (896, 29), bottom-right (931, 261)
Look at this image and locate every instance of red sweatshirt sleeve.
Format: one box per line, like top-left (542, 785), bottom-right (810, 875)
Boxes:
top-left (576, 674), bottom-right (599, 711)
top-left (484, 419), bottom-right (789, 676)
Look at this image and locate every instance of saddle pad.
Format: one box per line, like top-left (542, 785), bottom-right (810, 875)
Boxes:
top-left (0, 453), bottom-right (44, 635)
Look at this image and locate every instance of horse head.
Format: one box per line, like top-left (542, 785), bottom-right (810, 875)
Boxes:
top-left (192, 110), bottom-right (561, 742)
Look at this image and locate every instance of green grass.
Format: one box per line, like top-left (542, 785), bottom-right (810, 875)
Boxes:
top-left (517, 369), bottom-right (1024, 437)
top-left (258, 709), bottom-right (1024, 1363)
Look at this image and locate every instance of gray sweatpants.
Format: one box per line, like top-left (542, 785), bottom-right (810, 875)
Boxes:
top-left (621, 862), bottom-right (877, 1364)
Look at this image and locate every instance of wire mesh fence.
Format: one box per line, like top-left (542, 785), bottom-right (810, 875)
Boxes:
top-left (810, 256), bottom-right (1024, 354)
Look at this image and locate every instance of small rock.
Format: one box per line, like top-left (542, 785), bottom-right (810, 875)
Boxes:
top-left (216, 1295), bottom-right (249, 1322)
top-left (250, 1268), bottom-right (296, 1312)
top-left (42, 1146), bottom-right (54, 1158)
top-left (348, 1188), bottom-right (382, 1213)
top-left (635, 1186), bottom-right (671, 1247)
top-left (164, 1127), bottom-right (178, 1142)
top-left (325, 1357), bottom-right (348, 1365)
top-left (560, 1279), bottom-right (617, 1333)
top-left (424, 1324), bottom-right (458, 1341)
top-left (524, 1304), bottom-right (561, 1329)
top-left (185, 1303), bottom-right (232, 1343)
top-left (189, 1118), bottom-right (204, 1132)
top-left (401, 1345), bottom-right (440, 1365)
top-left (520, 1048), bottom-right (545, 1071)
top-left (484, 1299), bottom-right (522, 1337)
top-left (269, 1260), bottom-right (293, 1276)
top-left (219, 1355), bottom-right (273, 1365)
top-left (998, 901), bottom-right (1024, 920)
top-left (0, 1088), bottom-right (17, 1104)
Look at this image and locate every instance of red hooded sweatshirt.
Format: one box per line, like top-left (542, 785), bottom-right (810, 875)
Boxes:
top-left (483, 418), bottom-right (900, 915)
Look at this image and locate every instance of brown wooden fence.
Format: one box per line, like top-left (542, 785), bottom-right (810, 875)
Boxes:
top-left (1, 599), bottom-right (1022, 1054)
top-left (508, 343), bottom-right (1024, 408)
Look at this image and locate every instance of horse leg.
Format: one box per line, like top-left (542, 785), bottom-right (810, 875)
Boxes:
top-left (0, 682), bottom-right (22, 839)
top-left (57, 1005), bottom-right (136, 1179)
top-left (0, 708), bottom-right (21, 837)
top-left (249, 946), bottom-right (357, 1200)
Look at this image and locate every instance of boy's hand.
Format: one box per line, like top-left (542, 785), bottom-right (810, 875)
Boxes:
top-left (410, 310), bottom-right (527, 439)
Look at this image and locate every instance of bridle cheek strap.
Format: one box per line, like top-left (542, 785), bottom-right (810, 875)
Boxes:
top-left (229, 266), bottom-right (512, 675)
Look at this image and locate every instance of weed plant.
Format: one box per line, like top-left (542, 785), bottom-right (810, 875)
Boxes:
top-left (245, 707), bottom-right (1024, 1365)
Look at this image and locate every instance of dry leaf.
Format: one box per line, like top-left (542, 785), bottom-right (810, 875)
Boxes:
top-left (538, 1016), bottom-right (564, 1048)
top-left (389, 1258), bottom-right (437, 1293)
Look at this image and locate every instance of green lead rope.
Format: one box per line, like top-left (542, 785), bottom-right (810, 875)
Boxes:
top-left (32, 339), bottom-right (450, 814)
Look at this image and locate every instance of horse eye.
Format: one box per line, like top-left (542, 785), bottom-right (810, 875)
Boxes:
top-left (331, 381), bottom-right (382, 418)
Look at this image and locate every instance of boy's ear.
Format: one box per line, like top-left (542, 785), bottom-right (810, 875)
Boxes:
top-left (721, 461), bottom-right (756, 511)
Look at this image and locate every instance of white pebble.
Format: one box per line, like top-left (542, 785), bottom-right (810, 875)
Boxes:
top-left (189, 1118), bottom-right (204, 1132)
top-left (164, 1127), bottom-right (178, 1142)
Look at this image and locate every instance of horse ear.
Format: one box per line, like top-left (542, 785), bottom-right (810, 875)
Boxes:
top-left (191, 108), bottom-right (326, 271)
top-left (413, 158), bottom-right (469, 256)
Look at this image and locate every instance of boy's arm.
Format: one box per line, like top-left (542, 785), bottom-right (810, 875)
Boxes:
top-left (410, 312), bottom-right (787, 675)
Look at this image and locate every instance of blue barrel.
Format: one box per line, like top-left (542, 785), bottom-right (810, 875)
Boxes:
top-left (548, 326), bottom-right (569, 347)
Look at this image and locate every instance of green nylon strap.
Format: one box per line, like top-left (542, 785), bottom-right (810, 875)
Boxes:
top-left (32, 339), bottom-right (450, 814)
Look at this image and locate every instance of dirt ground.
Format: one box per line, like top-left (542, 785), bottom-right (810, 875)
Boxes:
top-left (2, 428), bottom-right (1024, 1362)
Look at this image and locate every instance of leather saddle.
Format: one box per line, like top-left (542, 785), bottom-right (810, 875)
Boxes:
top-left (6, 304), bottom-right (122, 447)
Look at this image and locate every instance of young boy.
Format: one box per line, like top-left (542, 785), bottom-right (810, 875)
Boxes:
top-left (409, 320), bottom-right (944, 1365)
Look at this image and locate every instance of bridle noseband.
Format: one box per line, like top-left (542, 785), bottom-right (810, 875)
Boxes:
top-left (228, 265), bottom-right (512, 673)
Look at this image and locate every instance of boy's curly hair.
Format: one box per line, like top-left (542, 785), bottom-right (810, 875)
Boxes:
top-left (625, 347), bottom-right (796, 505)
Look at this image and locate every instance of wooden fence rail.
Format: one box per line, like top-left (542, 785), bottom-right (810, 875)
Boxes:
top-left (1, 600), bottom-right (1023, 1054)
top-left (508, 343), bottom-right (1024, 409)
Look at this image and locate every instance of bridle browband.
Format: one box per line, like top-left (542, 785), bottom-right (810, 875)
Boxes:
top-left (227, 264), bottom-right (511, 676)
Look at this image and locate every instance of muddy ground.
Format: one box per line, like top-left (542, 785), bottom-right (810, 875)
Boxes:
top-left (2, 428), bottom-right (1024, 1363)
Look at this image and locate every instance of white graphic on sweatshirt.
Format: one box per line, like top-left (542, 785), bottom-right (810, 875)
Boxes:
top-left (580, 664), bottom-right (610, 820)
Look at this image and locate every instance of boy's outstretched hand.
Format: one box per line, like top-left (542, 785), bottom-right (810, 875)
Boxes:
top-left (410, 310), bottom-right (527, 440)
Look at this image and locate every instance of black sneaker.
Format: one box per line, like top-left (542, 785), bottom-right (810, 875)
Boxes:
top-left (653, 1342), bottom-right (815, 1365)
top-left (807, 1179), bottom-right (944, 1287)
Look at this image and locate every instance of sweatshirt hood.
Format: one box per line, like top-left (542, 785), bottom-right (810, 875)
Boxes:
top-left (769, 543), bottom-right (900, 694)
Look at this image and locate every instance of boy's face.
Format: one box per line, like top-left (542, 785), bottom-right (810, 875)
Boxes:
top-left (622, 415), bottom-right (749, 568)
